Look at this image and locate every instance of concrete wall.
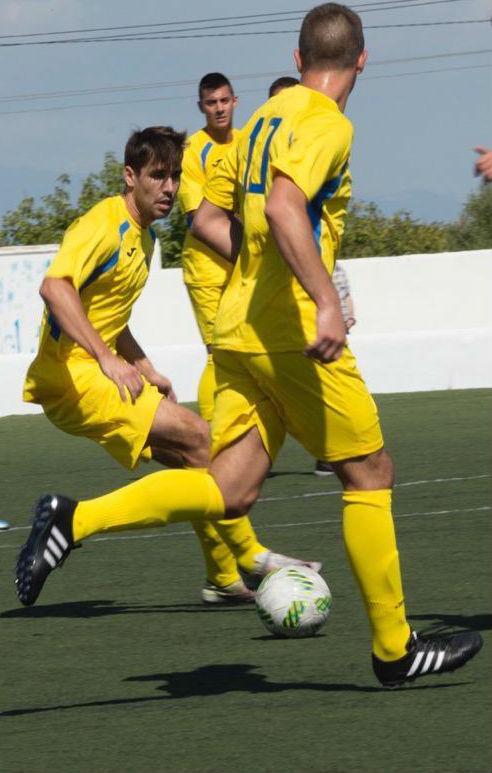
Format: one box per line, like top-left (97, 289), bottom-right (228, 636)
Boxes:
top-left (0, 245), bottom-right (491, 417)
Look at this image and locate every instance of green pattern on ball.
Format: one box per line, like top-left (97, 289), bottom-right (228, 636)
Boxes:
top-left (315, 596), bottom-right (331, 612)
top-left (257, 606), bottom-right (274, 625)
top-left (286, 568), bottom-right (314, 591)
top-left (283, 600), bottom-right (307, 628)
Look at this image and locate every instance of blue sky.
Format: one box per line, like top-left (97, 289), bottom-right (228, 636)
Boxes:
top-left (0, 0), bottom-right (490, 224)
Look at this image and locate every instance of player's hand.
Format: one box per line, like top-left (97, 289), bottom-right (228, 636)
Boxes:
top-left (474, 147), bottom-right (492, 182)
top-left (147, 371), bottom-right (177, 402)
top-left (98, 352), bottom-right (143, 403)
top-left (305, 304), bottom-right (346, 363)
top-left (345, 316), bottom-right (356, 331)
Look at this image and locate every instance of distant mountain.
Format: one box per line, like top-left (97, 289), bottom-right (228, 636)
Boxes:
top-left (369, 189), bottom-right (463, 224)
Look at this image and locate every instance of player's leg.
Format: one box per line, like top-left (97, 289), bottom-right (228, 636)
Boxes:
top-left (332, 448), bottom-right (482, 686)
top-left (207, 350), bottom-right (321, 579)
top-left (247, 349), bottom-right (482, 685)
top-left (186, 285), bottom-right (264, 599)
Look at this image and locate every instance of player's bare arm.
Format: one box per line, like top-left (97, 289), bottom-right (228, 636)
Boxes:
top-left (39, 276), bottom-right (143, 403)
top-left (191, 199), bottom-right (243, 264)
top-left (116, 326), bottom-right (177, 402)
top-left (264, 173), bottom-right (346, 362)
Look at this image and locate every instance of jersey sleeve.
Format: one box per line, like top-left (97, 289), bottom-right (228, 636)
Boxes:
top-left (178, 143), bottom-right (205, 214)
top-left (45, 208), bottom-right (116, 289)
top-left (272, 112), bottom-right (353, 202)
top-left (202, 142), bottom-right (238, 211)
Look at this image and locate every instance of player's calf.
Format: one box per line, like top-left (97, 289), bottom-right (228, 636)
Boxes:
top-left (15, 494), bottom-right (77, 606)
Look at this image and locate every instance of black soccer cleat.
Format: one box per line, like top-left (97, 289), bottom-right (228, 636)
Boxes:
top-left (373, 629), bottom-right (484, 688)
top-left (15, 494), bottom-right (77, 606)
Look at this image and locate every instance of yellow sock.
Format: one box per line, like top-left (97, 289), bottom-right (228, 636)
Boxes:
top-left (198, 354), bottom-right (216, 422)
top-left (73, 469), bottom-right (224, 542)
top-left (191, 519), bottom-right (240, 587)
top-left (342, 489), bottom-right (411, 661)
top-left (213, 516), bottom-right (268, 574)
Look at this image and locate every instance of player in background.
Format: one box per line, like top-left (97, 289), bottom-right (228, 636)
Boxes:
top-left (178, 72), bottom-right (319, 604)
top-left (268, 76), bottom-right (299, 98)
top-left (15, 4), bottom-right (482, 686)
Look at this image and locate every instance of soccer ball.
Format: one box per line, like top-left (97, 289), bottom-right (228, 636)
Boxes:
top-left (255, 565), bottom-right (332, 638)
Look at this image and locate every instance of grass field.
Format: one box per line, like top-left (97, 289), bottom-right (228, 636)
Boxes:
top-left (0, 389), bottom-right (491, 773)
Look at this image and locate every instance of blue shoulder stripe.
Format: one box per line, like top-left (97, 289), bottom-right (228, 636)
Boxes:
top-left (48, 219), bottom-right (131, 339)
top-left (200, 141), bottom-right (213, 170)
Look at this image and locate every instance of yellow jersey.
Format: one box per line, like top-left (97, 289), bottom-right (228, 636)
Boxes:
top-left (179, 127), bottom-right (238, 287)
top-left (203, 84), bottom-right (353, 353)
top-left (24, 195), bottom-right (156, 401)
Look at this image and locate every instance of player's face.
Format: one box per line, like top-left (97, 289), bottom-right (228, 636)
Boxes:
top-left (199, 86), bottom-right (237, 131)
top-left (126, 161), bottom-right (180, 224)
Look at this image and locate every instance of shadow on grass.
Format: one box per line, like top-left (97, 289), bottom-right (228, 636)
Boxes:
top-left (408, 613), bottom-right (492, 632)
top-left (0, 599), bottom-right (256, 619)
top-left (1, 663), bottom-right (468, 716)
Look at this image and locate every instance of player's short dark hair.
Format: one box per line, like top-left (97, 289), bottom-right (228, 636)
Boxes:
top-left (299, 3), bottom-right (364, 71)
top-left (124, 126), bottom-right (186, 175)
top-left (198, 72), bottom-right (234, 99)
top-left (268, 76), bottom-right (300, 98)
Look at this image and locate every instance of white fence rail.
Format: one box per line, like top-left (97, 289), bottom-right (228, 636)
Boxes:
top-left (1, 245), bottom-right (491, 417)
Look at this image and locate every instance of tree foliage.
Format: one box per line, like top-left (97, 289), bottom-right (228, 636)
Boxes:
top-left (1, 153), bottom-right (491, 264)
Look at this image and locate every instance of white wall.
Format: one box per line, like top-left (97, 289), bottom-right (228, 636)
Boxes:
top-left (0, 246), bottom-right (491, 417)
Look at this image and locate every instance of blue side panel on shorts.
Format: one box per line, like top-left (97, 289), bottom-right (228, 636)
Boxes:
top-left (307, 162), bottom-right (347, 252)
top-left (200, 142), bottom-right (213, 170)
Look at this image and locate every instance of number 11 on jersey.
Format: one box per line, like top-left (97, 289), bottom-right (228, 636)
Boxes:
top-left (243, 117), bottom-right (282, 195)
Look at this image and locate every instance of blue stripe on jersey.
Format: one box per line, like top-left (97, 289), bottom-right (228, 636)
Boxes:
top-left (79, 250), bottom-right (119, 292)
top-left (119, 220), bottom-right (130, 237)
top-left (307, 164), bottom-right (347, 252)
top-left (48, 219), bottom-right (130, 339)
top-left (200, 141), bottom-right (213, 170)
top-left (79, 219), bottom-right (130, 292)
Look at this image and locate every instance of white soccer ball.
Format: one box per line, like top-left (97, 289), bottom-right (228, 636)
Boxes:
top-left (255, 565), bottom-right (332, 638)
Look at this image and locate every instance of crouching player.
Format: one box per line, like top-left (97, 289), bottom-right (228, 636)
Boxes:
top-left (19, 126), bottom-right (319, 606)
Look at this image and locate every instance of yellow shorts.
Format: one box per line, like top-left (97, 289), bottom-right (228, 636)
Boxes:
top-left (186, 284), bottom-right (227, 346)
top-left (24, 355), bottom-right (162, 469)
top-left (210, 347), bottom-right (384, 463)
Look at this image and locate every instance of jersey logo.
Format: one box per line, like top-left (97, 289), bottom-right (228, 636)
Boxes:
top-left (127, 247), bottom-right (136, 257)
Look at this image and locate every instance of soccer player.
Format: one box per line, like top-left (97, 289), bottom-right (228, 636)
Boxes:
top-left (268, 76), bottom-right (299, 98)
top-left (16, 5), bottom-right (482, 687)
top-left (177, 72), bottom-right (319, 602)
top-left (18, 124), bottom-right (318, 607)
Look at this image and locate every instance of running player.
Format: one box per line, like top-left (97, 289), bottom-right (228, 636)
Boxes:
top-left (15, 5), bottom-right (482, 686)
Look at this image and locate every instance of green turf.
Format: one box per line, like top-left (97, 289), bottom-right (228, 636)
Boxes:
top-left (0, 389), bottom-right (491, 773)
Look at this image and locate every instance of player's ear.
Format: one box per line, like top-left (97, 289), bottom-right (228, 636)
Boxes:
top-left (232, 94), bottom-right (238, 108)
top-left (197, 99), bottom-right (204, 114)
top-left (124, 165), bottom-right (136, 189)
top-left (356, 49), bottom-right (368, 74)
top-left (293, 49), bottom-right (302, 74)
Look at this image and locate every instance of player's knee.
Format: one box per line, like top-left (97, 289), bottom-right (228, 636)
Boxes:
top-left (365, 448), bottom-right (394, 489)
top-left (220, 485), bottom-right (258, 519)
top-left (183, 416), bottom-right (210, 467)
